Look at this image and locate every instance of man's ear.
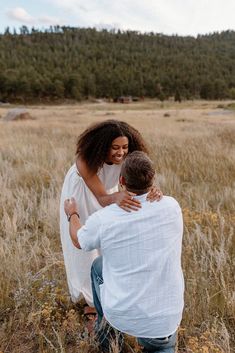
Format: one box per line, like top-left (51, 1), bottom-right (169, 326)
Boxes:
top-left (119, 175), bottom-right (126, 186)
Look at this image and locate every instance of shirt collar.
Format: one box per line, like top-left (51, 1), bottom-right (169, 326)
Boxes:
top-left (133, 192), bottom-right (148, 202)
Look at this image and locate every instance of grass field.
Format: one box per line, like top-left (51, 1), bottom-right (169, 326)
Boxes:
top-left (0, 100), bottom-right (235, 353)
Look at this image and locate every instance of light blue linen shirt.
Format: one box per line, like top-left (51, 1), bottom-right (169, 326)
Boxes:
top-left (78, 195), bottom-right (184, 338)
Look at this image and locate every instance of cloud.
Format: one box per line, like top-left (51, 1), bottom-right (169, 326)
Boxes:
top-left (44, 0), bottom-right (189, 34)
top-left (38, 15), bottom-right (64, 25)
top-left (6, 7), bottom-right (35, 24)
top-left (6, 7), bottom-right (64, 27)
top-left (45, 0), bottom-right (235, 35)
top-left (6, 1), bottom-right (235, 35)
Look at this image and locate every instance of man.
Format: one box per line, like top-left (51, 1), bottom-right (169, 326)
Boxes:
top-left (64, 151), bottom-right (184, 353)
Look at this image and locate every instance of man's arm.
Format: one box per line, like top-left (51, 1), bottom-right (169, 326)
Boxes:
top-left (64, 197), bottom-right (82, 249)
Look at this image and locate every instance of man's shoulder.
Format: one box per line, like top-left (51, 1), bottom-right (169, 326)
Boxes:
top-left (93, 203), bottom-right (121, 221)
top-left (162, 195), bottom-right (181, 208)
top-left (151, 195), bottom-right (182, 214)
top-left (92, 196), bottom-right (181, 222)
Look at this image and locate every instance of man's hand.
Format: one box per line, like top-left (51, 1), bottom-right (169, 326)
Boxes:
top-left (64, 197), bottom-right (79, 218)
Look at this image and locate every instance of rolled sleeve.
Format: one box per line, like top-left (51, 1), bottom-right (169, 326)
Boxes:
top-left (77, 212), bottom-right (101, 251)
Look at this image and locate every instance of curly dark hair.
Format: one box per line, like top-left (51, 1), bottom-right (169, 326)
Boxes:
top-left (76, 119), bottom-right (149, 173)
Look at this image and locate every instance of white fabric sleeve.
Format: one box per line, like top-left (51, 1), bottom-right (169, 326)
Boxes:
top-left (77, 212), bottom-right (101, 251)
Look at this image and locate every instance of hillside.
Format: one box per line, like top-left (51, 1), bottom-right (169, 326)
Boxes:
top-left (0, 27), bottom-right (235, 102)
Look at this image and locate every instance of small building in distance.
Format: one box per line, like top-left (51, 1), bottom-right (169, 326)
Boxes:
top-left (114, 96), bottom-right (133, 103)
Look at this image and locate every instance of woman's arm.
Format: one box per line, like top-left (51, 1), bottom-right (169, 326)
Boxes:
top-left (77, 158), bottom-right (141, 211)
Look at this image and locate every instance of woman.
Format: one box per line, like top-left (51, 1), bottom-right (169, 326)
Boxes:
top-left (60, 120), bottom-right (160, 307)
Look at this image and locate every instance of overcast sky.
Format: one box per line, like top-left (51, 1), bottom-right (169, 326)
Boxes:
top-left (1, 0), bottom-right (235, 36)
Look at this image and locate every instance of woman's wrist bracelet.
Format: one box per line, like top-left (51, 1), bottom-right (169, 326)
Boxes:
top-left (67, 212), bottom-right (80, 222)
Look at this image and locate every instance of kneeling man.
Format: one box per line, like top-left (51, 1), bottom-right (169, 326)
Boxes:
top-left (64, 151), bottom-right (184, 353)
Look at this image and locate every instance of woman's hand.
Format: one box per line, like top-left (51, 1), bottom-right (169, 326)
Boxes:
top-left (115, 191), bottom-right (141, 212)
top-left (146, 186), bottom-right (163, 202)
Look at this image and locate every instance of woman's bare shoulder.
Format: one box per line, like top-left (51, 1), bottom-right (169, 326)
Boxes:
top-left (76, 157), bottom-right (96, 179)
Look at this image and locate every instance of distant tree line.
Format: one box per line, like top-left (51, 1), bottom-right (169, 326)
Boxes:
top-left (0, 26), bottom-right (235, 102)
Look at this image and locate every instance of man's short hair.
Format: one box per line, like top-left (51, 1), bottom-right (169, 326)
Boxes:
top-left (121, 151), bottom-right (155, 192)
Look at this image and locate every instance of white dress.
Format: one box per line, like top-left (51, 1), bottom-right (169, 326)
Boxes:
top-left (60, 162), bottom-right (122, 306)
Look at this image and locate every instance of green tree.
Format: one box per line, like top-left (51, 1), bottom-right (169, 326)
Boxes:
top-left (174, 89), bottom-right (182, 102)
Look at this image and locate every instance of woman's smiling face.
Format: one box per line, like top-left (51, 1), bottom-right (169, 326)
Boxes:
top-left (106, 136), bottom-right (129, 164)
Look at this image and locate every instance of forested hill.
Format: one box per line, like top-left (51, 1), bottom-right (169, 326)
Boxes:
top-left (1, 27), bottom-right (235, 102)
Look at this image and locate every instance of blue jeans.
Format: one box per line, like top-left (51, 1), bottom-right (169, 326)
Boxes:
top-left (91, 256), bottom-right (177, 353)
top-left (91, 256), bottom-right (124, 352)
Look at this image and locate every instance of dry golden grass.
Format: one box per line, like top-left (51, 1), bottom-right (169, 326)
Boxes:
top-left (0, 100), bottom-right (235, 353)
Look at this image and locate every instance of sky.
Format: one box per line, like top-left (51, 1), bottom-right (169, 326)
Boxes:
top-left (1, 0), bottom-right (235, 37)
